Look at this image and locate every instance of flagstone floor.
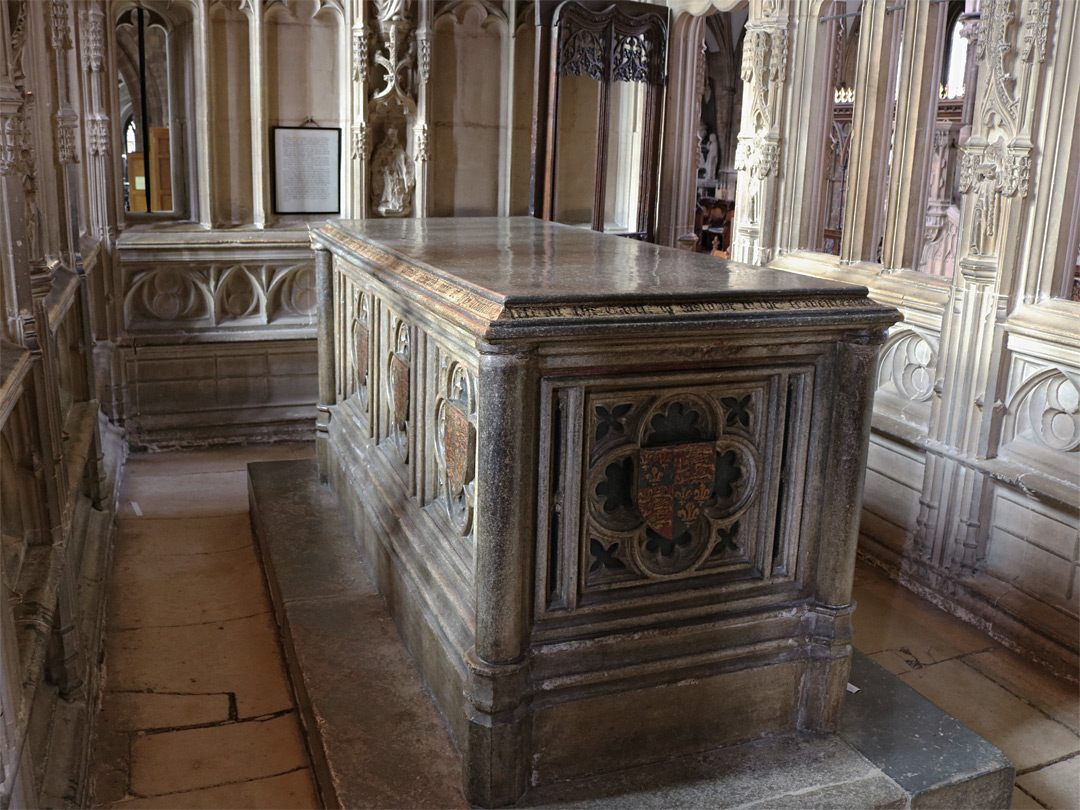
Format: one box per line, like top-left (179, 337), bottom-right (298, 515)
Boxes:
top-left (89, 444), bottom-right (1078, 809)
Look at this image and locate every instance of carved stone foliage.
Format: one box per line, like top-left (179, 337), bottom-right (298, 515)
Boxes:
top-left (386, 317), bottom-right (411, 461)
top-left (582, 387), bottom-right (769, 588)
top-left (86, 117), bottom-right (109, 157)
top-left (740, 23), bottom-right (787, 134)
top-left (434, 359), bottom-right (476, 536)
top-left (123, 263), bottom-right (316, 330)
top-left (352, 25), bottom-right (369, 83)
top-left (958, 0), bottom-right (1052, 264)
top-left (80, 8), bottom-right (104, 71)
top-left (1003, 368), bottom-right (1080, 453)
top-left (50, 0), bottom-right (72, 51)
top-left (877, 330), bottom-right (938, 403)
top-left (55, 106), bottom-right (80, 165)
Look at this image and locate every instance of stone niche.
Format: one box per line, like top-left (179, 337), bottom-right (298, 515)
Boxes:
top-left (311, 217), bottom-right (900, 807)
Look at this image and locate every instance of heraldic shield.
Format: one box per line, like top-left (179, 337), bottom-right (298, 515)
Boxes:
top-left (390, 355), bottom-right (409, 428)
top-left (637, 443), bottom-right (715, 539)
top-left (443, 403), bottom-right (472, 496)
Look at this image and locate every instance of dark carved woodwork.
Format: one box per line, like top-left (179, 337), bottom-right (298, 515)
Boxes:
top-left (542, 2), bottom-right (668, 240)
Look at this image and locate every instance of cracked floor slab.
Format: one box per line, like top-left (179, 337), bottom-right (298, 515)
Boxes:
top-left (90, 444), bottom-right (319, 809)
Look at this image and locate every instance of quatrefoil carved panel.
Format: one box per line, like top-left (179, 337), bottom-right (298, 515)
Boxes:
top-left (584, 390), bottom-right (763, 584)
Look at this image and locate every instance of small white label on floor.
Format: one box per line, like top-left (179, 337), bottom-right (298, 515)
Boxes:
top-left (846, 683), bottom-right (861, 694)
top-left (130, 501), bottom-right (143, 516)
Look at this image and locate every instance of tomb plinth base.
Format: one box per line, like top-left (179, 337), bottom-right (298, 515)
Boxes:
top-left (310, 217), bottom-right (900, 807)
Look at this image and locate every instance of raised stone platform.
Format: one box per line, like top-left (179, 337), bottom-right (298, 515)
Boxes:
top-left (248, 458), bottom-right (1014, 809)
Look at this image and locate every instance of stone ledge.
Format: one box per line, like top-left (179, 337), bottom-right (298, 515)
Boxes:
top-left (248, 458), bottom-right (1014, 810)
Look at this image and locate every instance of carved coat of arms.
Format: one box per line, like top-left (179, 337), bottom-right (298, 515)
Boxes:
top-left (390, 355), bottom-right (409, 428)
top-left (355, 322), bottom-right (369, 384)
top-left (442, 403), bottom-right (472, 495)
top-left (636, 443), bottom-right (715, 539)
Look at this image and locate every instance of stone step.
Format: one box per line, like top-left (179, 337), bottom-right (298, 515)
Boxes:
top-left (247, 458), bottom-right (467, 810)
top-left (248, 458), bottom-right (1013, 810)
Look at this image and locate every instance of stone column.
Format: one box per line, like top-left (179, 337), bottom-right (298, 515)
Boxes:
top-left (351, 1), bottom-right (369, 218)
top-left (414, 1), bottom-right (432, 217)
top-left (906, 0), bottom-right (1049, 581)
top-left (193, 3), bottom-right (213, 227)
top-left (880, 0), bottom-right (948, 272)
top-left (465, 344), bottom-right (537, 807)
top-left (839, 0), bottom-right (899, 264)
top-left (249, 1), bottom-right (269, 228)
top-left (314, 246), bottom-right (335, 482)
top-left (731, 0), bottom-right (789, 266)
top-left (656, 12), bottom-right (707, 249)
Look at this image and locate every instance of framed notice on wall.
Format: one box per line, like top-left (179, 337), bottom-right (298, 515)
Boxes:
top-left (271, 126), bottom-right (341, 214)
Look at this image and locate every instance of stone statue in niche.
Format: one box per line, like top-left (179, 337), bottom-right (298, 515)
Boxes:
top-left (704, 133), bottom-right (719, 180)
top-left (370, 126), bottom-right (414, 217)
top-left (375, 0), bottom-right (411, 23)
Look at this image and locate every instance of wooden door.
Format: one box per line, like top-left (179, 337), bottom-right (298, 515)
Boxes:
top-left (148, 127), bottom-right (172, 211)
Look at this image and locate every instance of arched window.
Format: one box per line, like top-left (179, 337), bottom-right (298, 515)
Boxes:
top-left (115, 1), bottom-right (193, 217)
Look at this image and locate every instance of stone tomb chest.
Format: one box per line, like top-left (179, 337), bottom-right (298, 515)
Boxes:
top-left (310, 218), bottom-right (900, 807)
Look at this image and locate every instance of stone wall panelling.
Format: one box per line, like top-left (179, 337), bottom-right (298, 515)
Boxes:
top-left (429, 2), bottom-right (507, 216)
top-left (114, 230), bottom-right (317, 447)
top-left (759, 0), bottom-right (1080, 677)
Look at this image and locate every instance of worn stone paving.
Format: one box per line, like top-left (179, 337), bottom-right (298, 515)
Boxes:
top-left (88, 445), bottom-right (1079, 810)
top-left (90, 444), bottom-right (320, 810)
top-left (851, 564), bottom-right (1080, 810)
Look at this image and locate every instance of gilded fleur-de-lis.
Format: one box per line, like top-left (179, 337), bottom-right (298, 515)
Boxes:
top-left (721, 394), bottom-right (752, 428)
top-left (595, 403), bottom-right (632, 440)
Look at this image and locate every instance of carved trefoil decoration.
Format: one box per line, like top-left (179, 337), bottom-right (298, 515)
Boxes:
top-left (123, 262), bottom-right (317, 329)
top-left (435, 360), bottom-right (476, 536)
top-left (1003, 368), bottom-right (1080, 453)
top-left (877, 330), bottom-right (938, 403)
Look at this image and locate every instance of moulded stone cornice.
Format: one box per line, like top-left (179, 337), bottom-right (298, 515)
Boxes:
top-left (1006, 304), bottom-right (1080, 355)
top-left (662, 0), bottom-right (746, 17)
